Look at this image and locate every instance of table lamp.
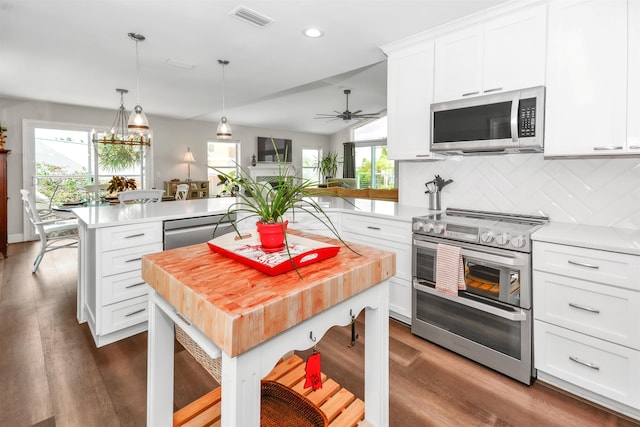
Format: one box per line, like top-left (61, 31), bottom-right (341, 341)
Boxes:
top-left (183, 147), bottom-right (195, 181)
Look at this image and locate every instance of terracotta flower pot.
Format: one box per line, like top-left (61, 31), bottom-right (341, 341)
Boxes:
top-left (256, 220), bottom-right (288, 251)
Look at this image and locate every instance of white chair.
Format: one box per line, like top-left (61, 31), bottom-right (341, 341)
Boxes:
top-left (118, 189), bottom-right (165, 206)
top-left (175, 183), bottom-right (189, 200)
top-left (20, 189), bottom-right (78, 273)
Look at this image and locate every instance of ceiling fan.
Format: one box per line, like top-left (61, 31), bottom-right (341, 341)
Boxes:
top-left (316, 89), bottom-right (381, 121)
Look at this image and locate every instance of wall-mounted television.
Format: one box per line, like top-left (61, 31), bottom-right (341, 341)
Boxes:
top-left (257, 137), bottom-right (292, 163)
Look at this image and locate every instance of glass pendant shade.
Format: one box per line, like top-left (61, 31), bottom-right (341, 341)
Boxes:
top-left (216, 116), bottom-right (232, 139)
top-left (93, 88), bottom-right (150, 146)
top-left (128, 104), bottom-right (149, 135)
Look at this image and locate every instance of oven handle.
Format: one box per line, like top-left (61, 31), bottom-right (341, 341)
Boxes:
top-left (413, 238), bottom-right (520, 266)
top-left (413, 279), bottom-right (527, 322)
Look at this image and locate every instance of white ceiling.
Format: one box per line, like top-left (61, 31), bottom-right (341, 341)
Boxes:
top-left (0, 0), bottom-right (507, 135)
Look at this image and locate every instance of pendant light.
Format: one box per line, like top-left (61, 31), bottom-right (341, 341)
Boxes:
top-left (127, 32), bottom-right (150, 136)
top-left (216, 59), bottom-right (232, 139)
top-left (92, 88), bottom-right (150, 146)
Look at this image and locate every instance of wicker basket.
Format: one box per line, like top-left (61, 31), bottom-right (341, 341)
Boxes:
top-left (175, 325), bottom-right (221, 383)
top-left (261, 380), bottom-right (328, 427)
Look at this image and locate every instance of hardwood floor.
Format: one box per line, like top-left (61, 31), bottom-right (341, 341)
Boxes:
top-left (1, 242), bottom-right (638, 427)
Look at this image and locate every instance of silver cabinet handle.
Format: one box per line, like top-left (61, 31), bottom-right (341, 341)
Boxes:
top-left (629, 145), bottom-right (640, 149)
top-left (593, 146), bottom-right (623, 151)
top-left (125, 308), bottom-right (146, 317)
top-left (125, 257), bottom-right (143, 263)
top-left (568, 302), bottom-right (600, 314)
top-left (462, 91), bottom-right (479, 97)
top-left (367, 226), bottom-right (381, 231)
top-left (415, 154), bottom-right (431, 157)
top-left (125, 233), bottom-right (145, 239)
top-left (175, 311), bottom-right (192, 326)
top-left (126, 281), bottom-right (146, 289)
top-left (484, 87), bottom-right (503, 93)
top-left (567, 259), bottom-right (599, 269)
top-left (569, 356), bottom-right (600, 370)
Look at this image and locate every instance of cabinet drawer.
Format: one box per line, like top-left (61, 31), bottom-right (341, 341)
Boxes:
top-left (100, 222), bottom-right (162, 252)
top-left (341, 231), bottom-right (410, 281)
top-left (99, 295), bottom-right (148, 335)
top-left (534, 272), bottom-right (640, 349)
top-left (100, 243), bottom-right (163, 277)
top-left (534, 321), bottom-right (640, 408)
top-left (341, 214), bottom-right (411, 245)
top-left (101, 270), bottom-right (149, 306)
top-left (533, 242), bottom-right (640, 290)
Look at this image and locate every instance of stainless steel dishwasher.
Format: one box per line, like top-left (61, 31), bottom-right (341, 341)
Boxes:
top-left (163, 214), bottom-right (236, 250)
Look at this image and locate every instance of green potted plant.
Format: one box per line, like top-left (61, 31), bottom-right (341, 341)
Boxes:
top-left (316, 151), bottom-right (341, 183)
top-left (213, 142), bottom-right (357, 274)
top-left (106, 175), bottom-right (137, 194)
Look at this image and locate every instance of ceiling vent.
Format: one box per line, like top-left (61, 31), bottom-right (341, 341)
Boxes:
top-left (230, 5), bottom-right (274, 28)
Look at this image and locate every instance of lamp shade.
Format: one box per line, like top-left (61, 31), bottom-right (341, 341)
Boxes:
top-left (216, 116), bottom-right (232, 139)
top-left (183, 150), bottom-right (196, 163)
top-left (128, 105), bottom-right (150, 135)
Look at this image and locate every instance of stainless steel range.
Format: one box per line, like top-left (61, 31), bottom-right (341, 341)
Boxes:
top-left (411, 208), bottom-right (548, 384)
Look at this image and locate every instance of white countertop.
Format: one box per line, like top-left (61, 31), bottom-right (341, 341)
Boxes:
top-left (72, 196), bottom-right (429, 229)
top-left (532, 222), bottom-right (640, 256)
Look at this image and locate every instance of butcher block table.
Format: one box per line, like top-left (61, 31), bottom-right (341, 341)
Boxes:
top-left (141, 230), bottom-right (395, 427)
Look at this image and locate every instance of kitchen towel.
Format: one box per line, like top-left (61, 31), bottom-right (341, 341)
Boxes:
top-left (435, 243), bottom-right (466, 296)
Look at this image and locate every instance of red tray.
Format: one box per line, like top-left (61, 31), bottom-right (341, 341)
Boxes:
top-left (207, 232), bottom-right (340, 276)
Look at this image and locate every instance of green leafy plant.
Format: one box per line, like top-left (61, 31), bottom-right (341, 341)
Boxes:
top-left (106, 175), bottom-right (137, 193)
top-left (212, 141), bottom-right (358, 277)
top-left (315, 151), bottom-right (341, 180)
top-left (98, 144), bottom-right (142, 172)
top-left (216, 171), bottom-right (241, 197)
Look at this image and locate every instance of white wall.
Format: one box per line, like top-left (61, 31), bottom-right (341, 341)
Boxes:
top-left (400, 154), bottom-right (640, 229)
top-left (0, 97), bottom-right (331, 241)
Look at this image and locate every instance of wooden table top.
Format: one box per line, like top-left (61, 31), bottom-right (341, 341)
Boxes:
top-left (141, 230), bottom-right (395, 357)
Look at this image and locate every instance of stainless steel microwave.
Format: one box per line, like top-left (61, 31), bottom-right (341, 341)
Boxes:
top-left (430, 86), bottom-right (545, 155)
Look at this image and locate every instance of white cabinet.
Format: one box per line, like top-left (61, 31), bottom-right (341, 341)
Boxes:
top-left (434, 5), bottom-right (546, 103)
top-left (383, 40), bottom-right (438, 160)
top-left (533, 241), bottom-right (640, 418)
top-left (628, 0), bottom-right (640, 152)
top-left (82, 222), bottom-right (163, 347)
top-left (284, 210), bottom-right (340, 239)
top-left (544, 0), bottom-right (629, 157)
top-left (340, 213), bottom-right (412, 324)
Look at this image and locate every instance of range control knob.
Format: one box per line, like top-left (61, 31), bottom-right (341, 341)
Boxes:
top-left (480, 231), bottom-right (495, 243)
top-left (413, 221), bottom-right (424, 232)
top-left (432, 224), bottom-right (445, 234)
top-left (495, 233), bottom-right (510, 246)
top-left (510, 235), bottom-right (527, 249)
top-left (424, 222), bottom-right (435, 232)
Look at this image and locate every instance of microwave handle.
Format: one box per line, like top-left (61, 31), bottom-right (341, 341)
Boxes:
top-left (413, 238), bottom-right (519, 266)
top-left (510, 96), bottom-right (519, 143)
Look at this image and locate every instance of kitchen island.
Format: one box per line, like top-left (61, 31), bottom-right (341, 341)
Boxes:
top-left (142, 231), bottom-right (395, 426)
top-left (72, 197), bottom-right (424, 347)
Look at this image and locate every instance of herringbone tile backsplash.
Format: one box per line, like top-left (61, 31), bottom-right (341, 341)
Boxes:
top-left (399, 154), bottom-right (640, 229)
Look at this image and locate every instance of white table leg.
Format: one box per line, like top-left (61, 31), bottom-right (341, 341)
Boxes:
top-left (147, 289), bottom-right (175, 427)
top-left (364, 280), bottom-right (389, 426)
top-left (220, 349), bottom-right (262, 427)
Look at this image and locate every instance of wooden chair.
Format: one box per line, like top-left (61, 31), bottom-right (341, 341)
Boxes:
top-left (175, 183), bottom-right (189, 200)
top-left (20, 189), bottom-right (78, 273)
top-left (118, 189), bottom-right (164, 206)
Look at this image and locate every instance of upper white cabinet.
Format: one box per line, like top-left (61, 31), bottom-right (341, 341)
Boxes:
top-left (544, 0), bottom-right (628, 157)
top-left (628, 0), bottom-right (640, 152)
top-left (434, 5), bottom-right (547, 103)
top-left (384, 40), bottom-right (437, 160)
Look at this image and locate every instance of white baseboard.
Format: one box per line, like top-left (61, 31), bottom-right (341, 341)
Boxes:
top-left (8, 234), bottom-right (24, 243)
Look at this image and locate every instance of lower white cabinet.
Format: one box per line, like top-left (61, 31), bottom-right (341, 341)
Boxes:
top-left (533, 240), bottom-right (640, 419)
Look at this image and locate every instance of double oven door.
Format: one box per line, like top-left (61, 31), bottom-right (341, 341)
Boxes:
top-left (412, 234), bottom-right (534, 384)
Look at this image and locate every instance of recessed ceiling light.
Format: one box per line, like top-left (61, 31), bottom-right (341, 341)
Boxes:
top-left (303, 28), bottom-right (323, 38)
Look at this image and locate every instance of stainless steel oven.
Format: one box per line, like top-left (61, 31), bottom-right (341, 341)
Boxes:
top-left (411, 208), bottom-right (547, 385)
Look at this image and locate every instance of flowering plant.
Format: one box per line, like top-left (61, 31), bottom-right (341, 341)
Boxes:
top-left (0, 123), bottom-right (7, 147)
top-left (106, 175), bottom-right (137, 193)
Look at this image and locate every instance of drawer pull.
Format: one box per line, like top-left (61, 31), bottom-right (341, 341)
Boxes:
top-left (569, 356), bottom-right (600, 371)
top-left (593, 146), bottom-right (623, 151)
top-left (367, 226), bottom-right (381, 231)
top-left (483, 87), bottom-right (503, 93)
top-left (175, 311), bottom-right (192, 326)
top-left (567, 260), bottom-right (599, 269)
top-left (462, 91), bottom-right (479, 97)
top-left (125, 233), bottom-right (145, 239)
top-left (125, 257), bottom-right (143, 263)
top-left (126, 281), bottom-right (146, 289)
top-left (125, 308), bottom-right (146, 317)
top-left (568, 302), bottom-right (600, 314)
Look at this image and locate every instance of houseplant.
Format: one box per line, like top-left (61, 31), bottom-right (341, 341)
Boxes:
top-left (213, 142), bottom-right (357, 274)
top-left (106, 175), bottom-right (137, 194)
top-left (316, 151), bottom-right (341, 182)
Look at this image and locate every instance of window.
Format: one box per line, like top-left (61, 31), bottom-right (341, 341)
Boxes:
top-left (208, 140), bottom-right (240, 196)
top-left (302, 148), bottom-right (321, 183)
top-left (352, 117), bottom-right (395, 189)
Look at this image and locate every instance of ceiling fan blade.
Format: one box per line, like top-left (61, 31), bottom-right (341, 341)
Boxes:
top-left (352, 110), bottom-right (362, 115)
